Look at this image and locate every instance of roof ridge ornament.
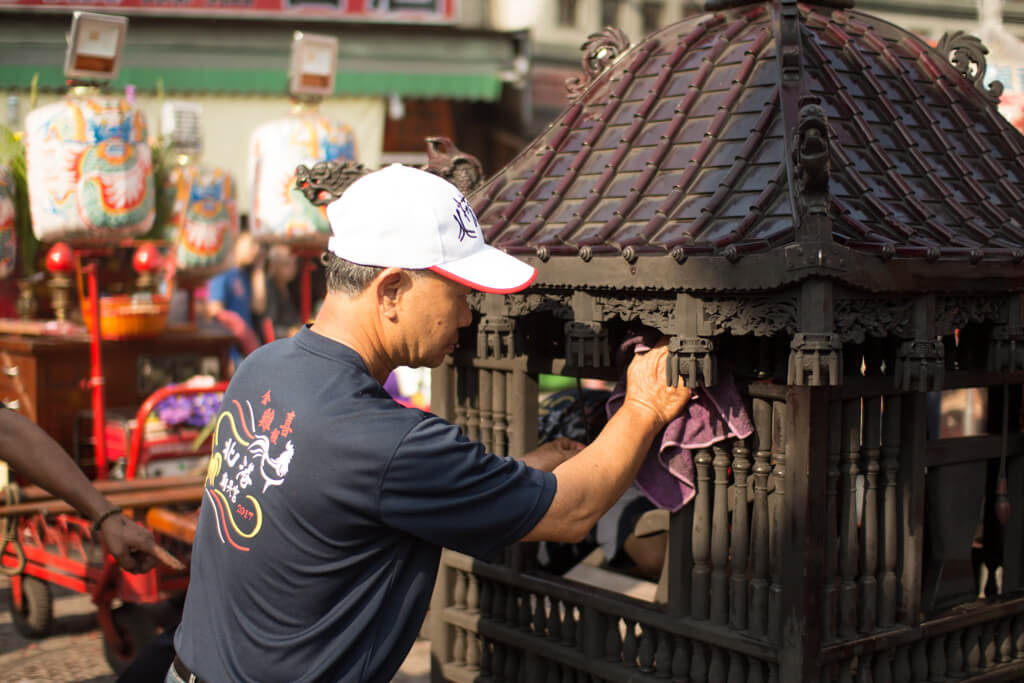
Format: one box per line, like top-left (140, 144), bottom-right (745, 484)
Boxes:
top-left (935, 31), bottom-right (1005, 104)
top-left (566, 27), bottom-right (631, 102)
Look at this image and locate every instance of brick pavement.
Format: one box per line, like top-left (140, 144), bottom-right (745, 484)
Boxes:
top-left (0, 574), bottom-right (431, 682)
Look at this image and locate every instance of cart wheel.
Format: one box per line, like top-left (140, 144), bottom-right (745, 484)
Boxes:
top-left (8, 575), bottom-right (53, 638)
top-left (102, 603), bottom-right (158, 675)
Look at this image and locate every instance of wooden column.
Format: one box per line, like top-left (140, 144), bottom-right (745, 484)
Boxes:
top-left (778, 385), bottom-right (829, 682)
top-left (839, 398), bottom-right (861, 639)
top-left (899, 392), bottom-right (928, 626)
top-left (860, 396), bottom-right (881, 634)
top-left (750, 398), bottom-right (773, 637)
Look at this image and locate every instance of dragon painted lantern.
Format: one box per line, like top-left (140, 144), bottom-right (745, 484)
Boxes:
top-left (24, 93), bottom-right (155, 244)
top-left (161, 163), bottom-right (238, 281)
top-left (248, 107), bottom-right (356, 246)
top-left (0, 166), bottom-right (15, 279)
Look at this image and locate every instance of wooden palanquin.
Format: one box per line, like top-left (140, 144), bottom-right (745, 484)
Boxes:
top-left (426, 1), bottom-right (1024, 680)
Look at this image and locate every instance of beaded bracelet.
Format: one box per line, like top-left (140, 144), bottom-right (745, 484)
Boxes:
top-left (92, 507), bottom-right (123, 535)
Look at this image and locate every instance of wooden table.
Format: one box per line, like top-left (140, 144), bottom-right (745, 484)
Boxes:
top-left (0, 322), bottom-right (233, 457)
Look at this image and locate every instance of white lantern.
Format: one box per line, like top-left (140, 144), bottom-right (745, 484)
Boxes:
top-left (248, 111), bottom-right (356, 246)
top-left (25, 93), bottom-right (155, 244)
top-left (162, 164), bottom-right (238, 281)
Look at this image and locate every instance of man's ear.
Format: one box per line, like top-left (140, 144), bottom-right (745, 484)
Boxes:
top-left (375, 268), bottom-right (407, 321)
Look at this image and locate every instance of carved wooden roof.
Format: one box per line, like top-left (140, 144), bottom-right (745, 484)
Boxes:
top-left (471, 0), bottom-right (1024, 294)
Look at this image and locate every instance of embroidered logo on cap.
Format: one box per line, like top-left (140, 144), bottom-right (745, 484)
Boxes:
top-left (453, 196), bottom-right (478, 242)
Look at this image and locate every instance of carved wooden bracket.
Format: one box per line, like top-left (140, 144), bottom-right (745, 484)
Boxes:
top-left (668, 336), bottom-right (716, 388)
top-left (793, 96), bottom-right (830, 216)
top-left (788, 332), bottom-right (842, 386)
top-left (564, 321), bottom-right (610, 368)
top-left (477, 315), bottom-right (516, 361)
top-left (566, 27), bottom-right (630, 102)
top-left (936, 31), bottom-right (1004, 104)
top-left (894, 339), bottom-right (944, 391)
top-left (295, 160), bottom-right (371, 207)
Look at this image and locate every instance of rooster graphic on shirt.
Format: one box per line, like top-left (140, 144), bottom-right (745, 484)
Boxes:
top-left (204, 389), bottom-right (295, 551)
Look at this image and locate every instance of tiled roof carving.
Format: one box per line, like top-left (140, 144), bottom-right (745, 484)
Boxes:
top-left (472, 0), bottom-right (1024, 292)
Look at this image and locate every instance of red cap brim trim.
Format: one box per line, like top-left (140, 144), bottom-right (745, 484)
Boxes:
top-left (429, 265), bottom-right (537, 294)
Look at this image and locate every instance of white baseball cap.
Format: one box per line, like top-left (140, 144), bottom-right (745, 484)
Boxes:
top-left (325, 164), bottom-right (536, 294)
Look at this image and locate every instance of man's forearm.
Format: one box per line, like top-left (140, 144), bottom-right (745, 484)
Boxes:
top-left (0, 410), bottom-right (115, 523)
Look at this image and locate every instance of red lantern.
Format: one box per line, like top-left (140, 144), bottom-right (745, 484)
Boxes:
top-left (132, 243), bottom-right (162, 274)
top-left (45, 242), bottom-right (74, 274)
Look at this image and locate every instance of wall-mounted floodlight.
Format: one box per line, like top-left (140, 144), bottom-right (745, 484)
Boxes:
top-left (63, 12), bottom-right (129, 82)
top-left (289, 31), bottom-right (338, 98)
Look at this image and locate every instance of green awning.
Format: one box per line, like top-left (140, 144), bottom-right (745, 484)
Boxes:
top-left (0, 64), bottom-right (502, 100)
top-left (0, 14), bottom-right (517, 101)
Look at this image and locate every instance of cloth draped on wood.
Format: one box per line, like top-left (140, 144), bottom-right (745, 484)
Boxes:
top-left (606, 328), bottom-right (753, 512)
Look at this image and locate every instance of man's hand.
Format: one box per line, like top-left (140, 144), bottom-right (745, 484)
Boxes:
top-left (98, 513), bottom-right (186, 573)
top-left (522, 437), bottom-right (585, 472)
top-left (623, 342), bottom-right (692, 426)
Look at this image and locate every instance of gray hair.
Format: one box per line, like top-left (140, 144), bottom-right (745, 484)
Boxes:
top-left (321, 251), bottom-right (422, 296)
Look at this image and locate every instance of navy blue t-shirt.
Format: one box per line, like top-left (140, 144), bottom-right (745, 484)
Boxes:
top-left (174, 326), bottom-right (556, 682)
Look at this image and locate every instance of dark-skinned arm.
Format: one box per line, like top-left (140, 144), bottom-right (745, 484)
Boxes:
top-left (0, 408), bottom-right (184, 573)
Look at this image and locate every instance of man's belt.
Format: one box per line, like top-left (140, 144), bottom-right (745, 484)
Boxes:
top-left (173, 654), bottom-right (206, 683)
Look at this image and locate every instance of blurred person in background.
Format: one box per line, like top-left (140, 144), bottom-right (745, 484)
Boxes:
top-left (252, 244), bottom-right (302, 342)
top-left (206, 229), bottom-right (262, 372)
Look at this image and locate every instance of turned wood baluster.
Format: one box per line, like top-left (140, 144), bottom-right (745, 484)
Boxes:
top-left (492, 369), bottom-right (508, 457)
top-left (856, 654), bottom-right (873, 683)
top-left (655, 630), bottom-right (671, 678)
top-left (730, 437), bottom-right (751, 632)
top-left (454, 626), bottom-right (467, 667)
top-left (533, 594), bottom-right (546, 636)
top-left (747, 656), bottom-right (766, 683)
top-left (480, 638), bottom-right (492, 680)
top-left (672, 636), bottom-right (690, 681)
top-left (693, 448), bottom-right (714, 621)
top-left (546, 599), bottom-right (561, 643)
top-left (465, 367), bottom-right (480, 441)
top-left (825, 400), bottom-right (842, 642)
top-left (999, 618), bottom-right (1013, 663)
top-left (891, 646), bottom-right (911, 683)
top-left (982, 621), bottom-right (997, 670)
top-left (838, 659), bottom-right (853, 683)
top-left (1014, 614), bottom-right (1024, 658)
top-left (839, 398), bottom-right (862, 639)
top-left (910, 640), bottom-right (928, 682)
top-left (708, 646), bottom-right (725, 682)
top-left (454, 365), bottom-right (469, 434)
top-left (928, 634), bottom-right (946, 681)
top-left (872, 651), bottom-right (892, 683)
top-left (690, 641), bottom-right (708, 683)
top-left (605, 616), bottom-right (623, 662)
top-left (479, 368), bottom-right (494, 453)
top-left (518, 591), bottom-right (532, 631)
top-left (879, 396), bottom-right (901, 629)
top-left (947, 630), bottom-right (964, 677)
top-left (964, 625), bottom-right (982, 675)
top-left (860, 396), bottom-right (881, 634)
top-left (622, 618), bottom-right (638, 667)
top-left (768, 400), bottom-right (786, 644)
top-left (711, 444), bottom-right (732, 625)
top-left (492, 642), bottom-right (505, 682)
top-left (503, 644), bottom-right (519, 682)
top-left (467, 631), bottom-right (480, 672)
top-left (637, 624), bottom-right (655, 673)
top-left (727, 651), bottom-right (745, 683)
top-left (750, 398), bottom-right (772, 638)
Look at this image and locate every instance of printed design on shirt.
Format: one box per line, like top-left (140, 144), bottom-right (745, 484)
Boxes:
top-left (204, 390), bottom-right (297, 551)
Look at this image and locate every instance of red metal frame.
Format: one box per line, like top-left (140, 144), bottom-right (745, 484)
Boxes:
top-left (4, 243), bottom-right (223, 661)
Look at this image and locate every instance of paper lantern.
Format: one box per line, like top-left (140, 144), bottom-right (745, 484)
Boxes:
top-left (0, 167), bottom-right (15, 279)
top-left (249, 110), bottom-right (355, 246)
top-left (161, 164), bottom-right (238, 280)
top-left (25, 93), bottom-right (155, 244)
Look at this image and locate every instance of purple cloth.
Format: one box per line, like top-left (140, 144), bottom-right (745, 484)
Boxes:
top-left (606, 331), bottom-right (753, 512)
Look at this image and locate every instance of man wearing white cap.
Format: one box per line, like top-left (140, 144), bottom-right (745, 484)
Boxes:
top-left (170, 165), bottom-right (690, 683)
